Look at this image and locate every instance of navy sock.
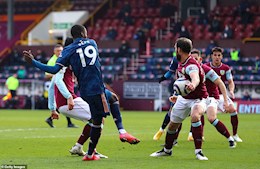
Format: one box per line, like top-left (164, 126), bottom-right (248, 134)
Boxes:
top-left (87, 125), bottom-right (102, 156)
top-left (66, 117), bottom-right (72, 125)
top-left (110, 103), bottom-right (124, 130)
top-left (161, 113), bottom-right (170, 130)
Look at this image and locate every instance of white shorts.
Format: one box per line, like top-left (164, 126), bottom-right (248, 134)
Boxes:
top-left (217, 94), bottom-right (234, 112)
top-left (170, 95), bottom-right (207, 123)
top-left (58, 97), bottom-right (91, 122)
top-left (206, 97), bottom-right (219, 110)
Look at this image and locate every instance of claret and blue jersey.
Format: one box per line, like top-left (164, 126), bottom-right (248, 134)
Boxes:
top-left (56, 38), bottom-right (105, 97)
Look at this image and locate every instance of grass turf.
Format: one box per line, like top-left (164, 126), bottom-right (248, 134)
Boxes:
top-left (0, 110), bottom-right (259, 169)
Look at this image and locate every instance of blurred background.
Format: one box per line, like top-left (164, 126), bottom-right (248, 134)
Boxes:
top-left (0, 0), bottom-right (259, 112)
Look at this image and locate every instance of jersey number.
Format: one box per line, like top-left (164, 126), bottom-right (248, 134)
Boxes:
top-left (76, 46), bottom-right (97, 67)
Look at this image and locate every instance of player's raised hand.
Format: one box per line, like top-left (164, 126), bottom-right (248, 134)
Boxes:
top-left (23, 50), bottom-right (34, 64)
top-left (67, 96), bottom-right (74, 110)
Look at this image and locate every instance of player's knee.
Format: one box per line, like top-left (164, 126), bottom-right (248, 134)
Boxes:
top-left (109, 93), bottom-right (118, 104)
top-left (92, 117), bottom-right (103, 125)
top-left (207, 116), bottom-right (216, 123)
top-left (168, 121), bottom-right (180, 131)
top-left (227, 105), bottom-right (236, 113)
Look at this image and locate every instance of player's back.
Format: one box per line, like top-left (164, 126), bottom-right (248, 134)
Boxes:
top-left (57, 38), bottom-right (105, 97)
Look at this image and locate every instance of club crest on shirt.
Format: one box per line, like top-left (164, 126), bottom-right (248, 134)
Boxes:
top-left (220, 70), bottom-right (225, 75)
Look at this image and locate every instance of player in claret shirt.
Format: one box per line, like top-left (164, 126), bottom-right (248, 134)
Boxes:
top-left (150, 38), bottom-right (208, 161)
top-left (205, 47), bottom-right (243, 143)
top-left (191, 49), bottom-right (236, 148)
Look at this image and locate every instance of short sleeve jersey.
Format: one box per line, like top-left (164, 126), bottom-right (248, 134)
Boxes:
top-left (56, 38), bottom-right (105, 97)
top-left (176, 56), bottom-right (208, 99)
top-left (205, 62), bottom-right (233, 94)
top-left (55, 67), bottom-right (77, 108)
top-left (202, 64), bottom-right (220, 99)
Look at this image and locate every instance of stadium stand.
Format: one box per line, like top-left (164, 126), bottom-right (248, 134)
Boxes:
top-left (1, 0), bottom-right (260, 109)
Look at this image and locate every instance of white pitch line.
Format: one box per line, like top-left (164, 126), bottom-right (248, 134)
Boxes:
top-left (0, 128), bottom-right (50, 132)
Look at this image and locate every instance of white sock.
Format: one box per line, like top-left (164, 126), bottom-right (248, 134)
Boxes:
top-left (76, 143), bottom-right (82, 147)
top-left (228, 136), bottom-right (234, 142)
top-left (160, 127), bottom-right (164, 132)
top-left (164, 147), bottom-right (172, 153)
top-left (119, 129), bottom-right (127, 134)
top-left (195, 149), bottom-right (202, 154)
top-left (188, 132), bottom-right (192, 136)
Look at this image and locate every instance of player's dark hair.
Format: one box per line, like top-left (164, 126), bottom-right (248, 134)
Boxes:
top-left (64, 37), bottom-right (73, 47)
top-left (212, 47), bottom-right (223, 53)
top-left (176, 37), bottom-right (192, 53)
top-left (71, 25), bottom-right (85, 39)
top-left (191, 48), bottom-right (201, 56)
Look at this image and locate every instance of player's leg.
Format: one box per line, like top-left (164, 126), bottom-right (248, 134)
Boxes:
top-left (66, 117), bottom-right (78, 128)
top-left (187, 115), bottom-right (205, 141)
top-left (45, 116), bottom-right (54, 128)
top-left (106, 89), bottom-right (140, 144)
top-left (69, 122), bottom-right (92, 156)
top-left (59, 97), bottom-right (91, 122)
top-left (150, 96), bottom-right (191, 157)
top-left (228, 103), bottom-right (242, 142)
top-left (82, 93), bottom-right (108, 161)
top-left (190, 99), bottom-right (208, 160)
top-left (58, 98), bottom-right (92, 155)
top-left (153, 105), bottom-right (172, 141)
top-left (206, 98), bottom-right (236, 148)
top-left (218, 96), bottom-right (242, 142)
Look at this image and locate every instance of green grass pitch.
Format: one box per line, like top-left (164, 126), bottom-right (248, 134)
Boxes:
top-left (0, 110), bottom-right (260, 169)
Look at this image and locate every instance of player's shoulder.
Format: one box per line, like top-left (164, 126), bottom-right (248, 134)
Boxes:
top-left (88, 38), bottom-right (98, 47)
top-left (220, 63), bottom-right (230, 70)
top-left (202, 64), bottom-right (211, 72)
top-left (204, 62), bottom-right (210, 66)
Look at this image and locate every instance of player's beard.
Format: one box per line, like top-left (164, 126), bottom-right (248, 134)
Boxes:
top-left (176, 53), bottom-right (181, 61)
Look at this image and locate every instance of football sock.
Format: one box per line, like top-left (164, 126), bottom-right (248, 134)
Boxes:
top-left (87, 124), bottom-right (102, 156)
top-left (211, 119), bottom-right (230, 138)
top-left (201, 115), bottom-right (205, 136)
top-left (190, 115), bottom-right (205, 134)
top-left (77, 123), bottom-right (91, 145)
top-left (165, 128), bottom-right (179, 149)
top-left (161, 112), bottom-right (170, 130)
top-left (191, 121), bottom-right (202, 149)
top-left (66, 117), bottom-right (72, 125)
top-left (230, 113), bottom-right (238, 135)
top-left (110, 103), bottom-right (124, 131)
top-left (47, 116), bottom-right (52, 122)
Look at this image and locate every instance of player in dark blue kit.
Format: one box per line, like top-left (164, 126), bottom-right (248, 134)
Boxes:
top-left (104, 88), bottom-right (140, 144)
top-left (23, 25), bottom-right (108, 161)
top-left (153, 56), bottom-right (179, 141)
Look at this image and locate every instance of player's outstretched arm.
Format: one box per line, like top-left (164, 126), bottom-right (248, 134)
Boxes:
top-left (159, 71), bottom-right (173, 83)
top-left (23, 50), bottom-right (62, 74)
